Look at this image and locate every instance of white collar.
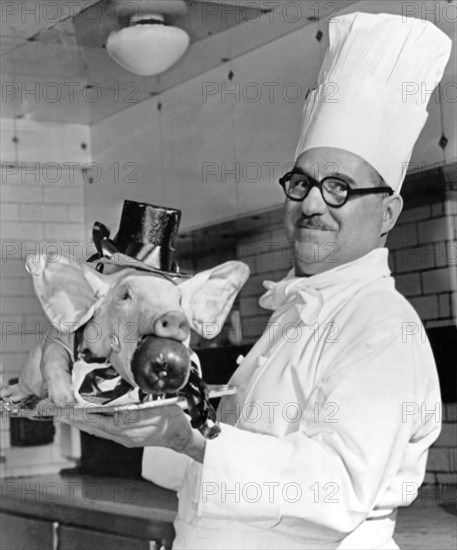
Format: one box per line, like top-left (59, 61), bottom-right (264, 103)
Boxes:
top-left (259, 248), bottom-right (391, 323)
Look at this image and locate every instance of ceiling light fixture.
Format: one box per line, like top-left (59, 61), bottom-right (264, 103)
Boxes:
top-left (107, 0), bottom-right (190, 77)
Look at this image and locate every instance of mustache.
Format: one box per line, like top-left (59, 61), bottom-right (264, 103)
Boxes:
top-left (296, 216), bottom-right (335, 231)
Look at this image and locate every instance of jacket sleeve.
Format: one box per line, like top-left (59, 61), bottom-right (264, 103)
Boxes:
top-left (196, 319), bottom-right (441, 533)
top-left (142, 446), bottom-right (193, 491)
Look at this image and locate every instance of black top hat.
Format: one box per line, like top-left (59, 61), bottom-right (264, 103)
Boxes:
top-left (88, 201), bottom-right (189, 278)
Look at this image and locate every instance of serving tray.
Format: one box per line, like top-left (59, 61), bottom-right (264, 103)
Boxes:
top-left (0, 384), bottom-right (236, 419)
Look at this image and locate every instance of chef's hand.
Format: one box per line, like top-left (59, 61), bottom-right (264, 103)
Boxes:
top-left (59, 405), bottom-right (206, 463)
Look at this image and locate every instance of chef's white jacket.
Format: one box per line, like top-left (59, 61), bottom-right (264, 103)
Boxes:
top-left (143, 248), bottom-right (441, 549)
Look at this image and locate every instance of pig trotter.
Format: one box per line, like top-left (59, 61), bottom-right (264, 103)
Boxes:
top-left (181, 366), bottom-right (220, 439)
top-left (199, 421), bottom-right (221, 440)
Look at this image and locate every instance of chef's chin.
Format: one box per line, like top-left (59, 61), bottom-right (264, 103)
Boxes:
top-left (292, 241), bottom-right (333, 276)
top-left (293, 240), bottom-right (319, 261)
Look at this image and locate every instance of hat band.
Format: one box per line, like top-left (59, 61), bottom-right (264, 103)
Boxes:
top-left (91, 222), bottom-right (191, 280)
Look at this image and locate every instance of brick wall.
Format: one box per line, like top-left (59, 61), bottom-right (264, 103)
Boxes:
top-left (385, 166), bottom-right (456, 486)
top-left (0, 118), bottom-right (89, 477)
top-left (387, 192), bottom-right (457, 329)
top-left (235, 212), bottom-right (293, 345)
top-left (424, 404), bottom-right (457, 485)
top-left (176, 210), bottom-right (294, 348)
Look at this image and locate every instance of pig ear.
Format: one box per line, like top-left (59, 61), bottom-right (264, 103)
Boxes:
top-left (26, 255), bottom-right (104, 331)
top-left (179, 261), bottom-right (250, 339)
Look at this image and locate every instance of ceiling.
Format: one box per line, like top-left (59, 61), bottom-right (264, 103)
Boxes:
top-left (0, 0), bottom-right (359, 124)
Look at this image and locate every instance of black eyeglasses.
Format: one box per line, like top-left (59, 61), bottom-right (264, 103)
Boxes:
top-left (279, 171), bottom-right (394, 208)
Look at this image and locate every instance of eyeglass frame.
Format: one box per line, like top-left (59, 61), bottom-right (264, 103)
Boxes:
top-left (279, 170), bottom-right (394, 208)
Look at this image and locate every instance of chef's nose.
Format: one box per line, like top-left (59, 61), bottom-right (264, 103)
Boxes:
top-left (300, 186), bottom-right (327, 216)
top-left (153, 311), bottom-right (190, 342)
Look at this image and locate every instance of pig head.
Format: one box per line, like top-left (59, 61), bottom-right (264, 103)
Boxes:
top-left (1, 254), bottom-right (250, 414)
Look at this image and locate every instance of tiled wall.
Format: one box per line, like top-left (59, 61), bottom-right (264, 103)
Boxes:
top-left (0, 118), bottom-right (89, 477)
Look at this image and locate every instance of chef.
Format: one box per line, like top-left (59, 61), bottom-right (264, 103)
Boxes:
top-left (65, 12), bottom-right (452, 550)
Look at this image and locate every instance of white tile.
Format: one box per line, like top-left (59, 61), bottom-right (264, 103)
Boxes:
top-left (160, 64), bottom-right (239, 230)
top-left (233, 26), bottom-right (322, 216)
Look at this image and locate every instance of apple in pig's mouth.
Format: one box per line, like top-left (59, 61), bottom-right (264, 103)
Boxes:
top-left (131, 336), bottom-right (191, 394)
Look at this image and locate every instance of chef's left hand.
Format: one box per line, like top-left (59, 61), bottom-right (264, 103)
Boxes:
top-left (59, 404), bottom-right (206, 463)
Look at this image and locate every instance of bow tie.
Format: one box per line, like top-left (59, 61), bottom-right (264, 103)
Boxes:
top-left (259, 276), bottom-right (324, 325)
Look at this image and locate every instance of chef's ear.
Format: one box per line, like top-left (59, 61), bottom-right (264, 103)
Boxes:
top-left (381, 193), bottom-right (403, 235)
top-left (26, 255), bottom-right (101, 331)
top-left (179, 261), bottom-right (250, 339)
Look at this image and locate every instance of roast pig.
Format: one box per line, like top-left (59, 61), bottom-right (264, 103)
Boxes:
top-left (0, 254), bottom-right (249, 437)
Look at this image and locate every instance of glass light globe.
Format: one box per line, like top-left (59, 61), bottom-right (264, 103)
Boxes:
top-left (107, 19), bottom-right (190, 77)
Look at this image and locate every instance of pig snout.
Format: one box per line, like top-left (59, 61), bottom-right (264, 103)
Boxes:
top-left (153, 311), bottom-right (190, 342)
top-left (131, 336), bottom-right (191, 394)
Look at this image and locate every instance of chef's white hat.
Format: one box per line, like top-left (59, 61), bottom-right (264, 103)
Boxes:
top-left (295, 12), bottom-right (452, 192)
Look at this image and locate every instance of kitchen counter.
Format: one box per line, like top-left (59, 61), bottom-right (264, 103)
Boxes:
top-left (0, 472), bottom-right (178, 550)
top-left (1, 472), bottom-right (455, 550)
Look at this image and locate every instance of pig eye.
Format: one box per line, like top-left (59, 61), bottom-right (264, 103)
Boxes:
top-left (119, 288), bottom-right (131, 301)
